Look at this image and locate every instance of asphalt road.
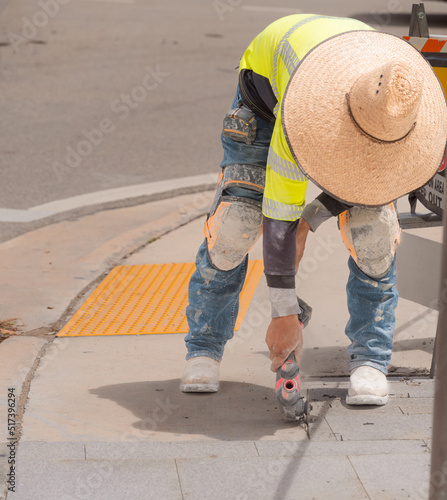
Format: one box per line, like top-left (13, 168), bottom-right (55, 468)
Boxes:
top-left (1, 0), bottom-right (447, 239)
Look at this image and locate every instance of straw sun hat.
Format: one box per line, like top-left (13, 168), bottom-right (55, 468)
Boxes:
top-left (282, 30), bottom-right (447, 206)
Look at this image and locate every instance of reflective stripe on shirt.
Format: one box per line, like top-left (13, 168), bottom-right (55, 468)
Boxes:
top-left (268, 147), bottom-right (308, 183)
top-left (263, 197), bottom-right (304, 221)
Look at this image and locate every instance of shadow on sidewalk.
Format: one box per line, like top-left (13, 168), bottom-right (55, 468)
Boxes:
top-left (300, 336), bottom-right (433, 377)
top-left (90, 379), bottom-right (310, 440)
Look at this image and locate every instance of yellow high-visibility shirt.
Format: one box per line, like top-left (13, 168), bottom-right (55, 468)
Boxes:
top-left (239, 15), bottom-right (373, 221)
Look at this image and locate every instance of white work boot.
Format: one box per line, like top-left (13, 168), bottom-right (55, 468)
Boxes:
top-left (346, 365), bottom-right (389, 406)
top-left (180, 357), bottom-right (220, 393)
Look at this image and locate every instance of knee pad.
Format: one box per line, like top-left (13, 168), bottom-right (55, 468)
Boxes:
top-left (205, 164), bottom-right (265, 271)
top-left (339, 203), bottom-right (401, 279)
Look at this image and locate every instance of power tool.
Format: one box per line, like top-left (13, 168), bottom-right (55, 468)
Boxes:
top-left (275, 297), bottom-right (312, 434)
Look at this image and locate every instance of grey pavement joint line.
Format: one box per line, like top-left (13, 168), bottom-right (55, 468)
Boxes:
top-left (324, 414), bottom-right (341, 441)
top-left (315, 384), bottom-right (343, 441)
top-left (174, 459), bottom-right (185, 500)
top-left (347, 455), bottom-right (372, 500)
top-left (264, 398), bottom-right (332, 500)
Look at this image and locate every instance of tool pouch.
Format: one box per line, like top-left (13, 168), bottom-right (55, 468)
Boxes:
top-left (222, 105), bottom-right (257, 145)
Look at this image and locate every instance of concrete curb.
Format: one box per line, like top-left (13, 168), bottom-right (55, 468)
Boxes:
top-left (0, 337), bottom-right (48, 500)
top-left (0, 174), bottom-right (217, 223)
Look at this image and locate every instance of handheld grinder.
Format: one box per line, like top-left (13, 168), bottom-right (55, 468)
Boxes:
top-left (275, 297), bottom-right (313, 432)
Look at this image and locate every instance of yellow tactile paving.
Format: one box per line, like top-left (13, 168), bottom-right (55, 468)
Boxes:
top-left (57, 260), bottom-right (264, 337)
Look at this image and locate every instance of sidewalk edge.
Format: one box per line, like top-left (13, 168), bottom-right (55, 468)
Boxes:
top-left (0, 337), bottom-right (48, 500)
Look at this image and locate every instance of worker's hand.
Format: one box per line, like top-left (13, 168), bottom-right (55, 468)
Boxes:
top-left (295, 218), bottom-right (311, 273)
top-left (266, 315), bottom-right (303, 372)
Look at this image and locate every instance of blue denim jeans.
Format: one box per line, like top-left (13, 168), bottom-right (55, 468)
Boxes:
top-left (185, 88), bottom-right (398, 375)
top-left (184, 88), bottom-right (273, 362)
top-left (346, 255), bottom-right (398, 374)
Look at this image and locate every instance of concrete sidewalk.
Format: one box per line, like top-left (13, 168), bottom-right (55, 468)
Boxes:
top-left (0, 183), bottom-right (441, 500)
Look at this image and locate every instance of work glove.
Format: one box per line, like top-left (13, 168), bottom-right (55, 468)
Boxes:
top-left (265, 314), bottom-right (303, 372)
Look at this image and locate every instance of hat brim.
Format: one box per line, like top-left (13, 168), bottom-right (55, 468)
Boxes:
top-left (282, 30), bottom-right (447, 206)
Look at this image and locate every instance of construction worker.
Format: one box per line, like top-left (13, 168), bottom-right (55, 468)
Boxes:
top-left (180, 14), bottom-right (447, 405)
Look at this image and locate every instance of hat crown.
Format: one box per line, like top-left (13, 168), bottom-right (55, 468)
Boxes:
top-left (349, 61), bottom-right (423, 142)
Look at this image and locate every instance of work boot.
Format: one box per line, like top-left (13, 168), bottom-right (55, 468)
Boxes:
top-left (180, 357), bottom-right (220, 393)
top-left (346, 365), bottom-right (389, 406)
